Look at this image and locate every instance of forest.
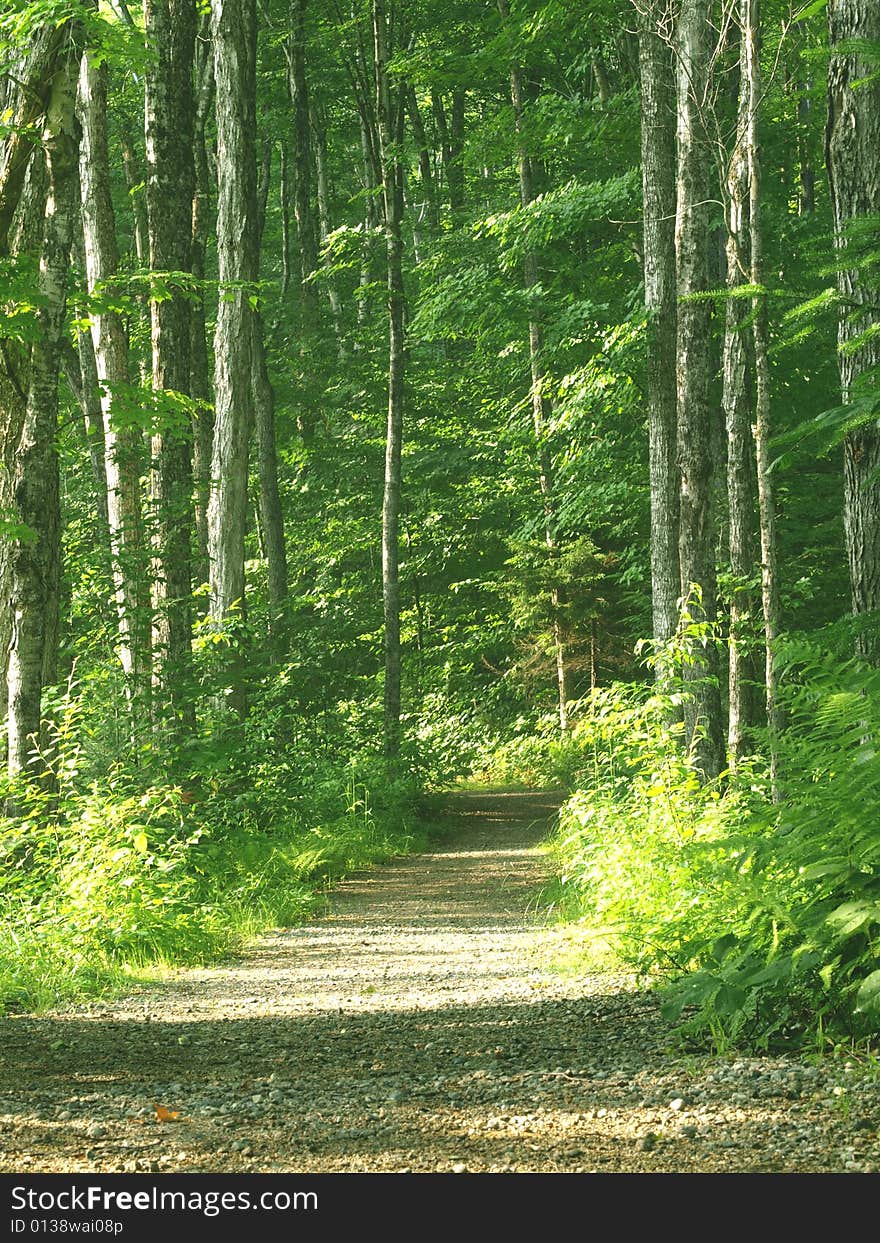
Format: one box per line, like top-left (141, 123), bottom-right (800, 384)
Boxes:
top-left (0, 0), bottom-right (879, 1073)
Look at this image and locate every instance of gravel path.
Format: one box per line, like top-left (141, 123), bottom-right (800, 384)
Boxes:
top-left (1, 790), bottom-right (878, 1174)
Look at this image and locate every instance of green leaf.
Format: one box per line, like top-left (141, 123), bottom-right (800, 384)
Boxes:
top-left (854, 970), bottom-right (880, 1015)
top-left (826, 901), bottom-right (880, 939)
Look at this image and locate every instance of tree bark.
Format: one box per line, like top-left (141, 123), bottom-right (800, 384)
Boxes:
top-left (674, 0), bottom-right (725, 778)
top-left (252, 319), bottom-right (288, 609)
top-left (62, 330), bottom-right (108, 527)
top-left (743, 0), bottom-right (783, 793)
top-left (279, 138), bottom-right (293, 298)
top-left (78, 52), bottom-right (151, 733)
top-left (251, 121), bottom-right (287, 613)
top-left (0, 25), bottom-right (72, 254)
top-left (826, 0), bottom-right (880, 663)
top-left (634, 0), bottom-right (680, 663)
top-left (208, 0), bottom-right (259, 718)
top-left (722, 21), bottom-right (759, 764)
top-left (288, 0), bottom-right (320, 439)
top-left (144, 0), bottom-right (197, 735)
top-left (373, 0), bottom-right (407, 764)
top-left (7, 26), bottom-right (81, 778)
top-left (190, 30), bottom-right (215, 586)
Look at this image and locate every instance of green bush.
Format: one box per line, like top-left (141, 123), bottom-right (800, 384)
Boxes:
top-left (547, 640), bottom-right (880, 1049)
top-left (0, 730), bottom-right (422, 1013)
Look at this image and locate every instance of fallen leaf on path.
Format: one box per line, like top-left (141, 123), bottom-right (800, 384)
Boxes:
top-left (153, 1104), bottom-right (182, 1122)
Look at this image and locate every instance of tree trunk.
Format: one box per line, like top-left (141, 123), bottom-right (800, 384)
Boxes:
top-left (796, 78), bottom-right (815, 215)
top-left (190, 33), bottom-right (215, 587)
top-left (311, 103), bottom-right (346, 351)
top-left (433, 88), bottom-right (466, 212)
top-left (674, 0), bottom-right (725, 778)
top-left (406, 85), bottom-right (439, 229)
top-left (144, 0), bottom-right (197, 736)
top-left (208, 0), bottom-right (259, 718)
top-left (826, 0), bottom-right (880, 663)
top-left (62, 330), bottom-right (109, 527)
top-left (78, 52), bottom-right (151, 733)
top-left (357, 113), bottom-right (379, 329)
top-left (7, 29), bottom-right (81, 778)
top-left (373, 0), bottom-right (407, 764)
top-left (251, 120), bottom-right (288, 614)
top-left (252, 318), bottom-right (288, 610)
top-left (119, 120), bottom-right (151, 387)
top-left (634, 0), bottom-right (680, 663)
top-left (288, 0), bottom-right (320, 440)
top-left (742, 0), bottom-right (783, 794)
top-left (0, 25), bottom-right (72, 254)
top-left (722, 24), bottom-right (759, 764)
top-left (499, 0), bottom-right (569, 733)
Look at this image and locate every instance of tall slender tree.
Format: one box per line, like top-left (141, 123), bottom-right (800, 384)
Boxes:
top-left (743, 0), bottom-right (782, 793)
top-left (826, 0), bottom-right (880, 664)
top-left (634, 0), bottom-right (680, 664)
top-left (6, 16), bottom-right (82, 776)
top-left (372, 0), bottom-right (407, 763)
top-left (78, 52), bottom-right (150, 732)
top-left (208, 0), bottom-right (259, 718)
top-left (674, 0), bottom-right (725, 777)
top-left (722, 15), bottom-right (759, 763)
top-left (143, 0), bottom-right (197, 734)
top-left (190, 22), bottom-right (215, 584)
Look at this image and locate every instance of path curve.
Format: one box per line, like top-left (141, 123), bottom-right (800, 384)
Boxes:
top-left (1, 791), bottom-right (878, 1173)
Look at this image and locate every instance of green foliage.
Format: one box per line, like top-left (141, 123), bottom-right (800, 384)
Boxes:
top-left (0, 685), bottom-right (423, 1014)
top-left (546, 634), bottom-right (880, 1050)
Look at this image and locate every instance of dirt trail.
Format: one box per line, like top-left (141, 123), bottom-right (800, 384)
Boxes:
top-left (1, 790), bottom-right (878, 1173)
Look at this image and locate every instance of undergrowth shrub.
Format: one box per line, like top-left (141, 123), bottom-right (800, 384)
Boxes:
top-left (548, 637), bottom-right (880, 1050)
top-left (0, 711), bottom-right (423, 1013)
top-left (471, 711), bottom-right (586, 788)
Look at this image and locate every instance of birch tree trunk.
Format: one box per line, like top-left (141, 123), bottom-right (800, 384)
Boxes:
top-left (208, 0), bottom-right (259, 718)
top-left (674, 0), bottom-right (725, 777)
top-left (722, 25), bottom-right (759, 763)
top-left (0, 25), bottom-right (72, 254)
top-left (144, 0), bottom-right (197, 735)
top-left (743, 0), bottom-right (783, 793)
top-left (63, 328), bottom-right (108, 526)
top-left (78, 52), bottom-right (150, 733)
top-left (634, 0), bottom-right (680, 662)
top-left (7, 27), bottom-right (81, 777)
top-left (826, 0), bottom-right (880, 664)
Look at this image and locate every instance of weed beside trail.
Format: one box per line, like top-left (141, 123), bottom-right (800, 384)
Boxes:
top-left (491, 636), bottom-right (880, 1052)
top-left (0, 755), bottom-right (422, 1014)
